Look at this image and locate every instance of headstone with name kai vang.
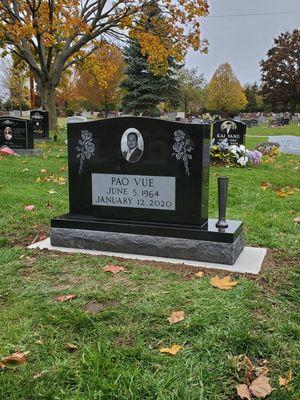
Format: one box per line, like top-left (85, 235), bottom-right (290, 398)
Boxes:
top-left (30, 109), bottom-right (49, 139)
top-left (0, 117), bottom-right (34, 153)
top-left (212, 119), bottom-right (246, 146)
top-left (51, 117), bottom-right (244, 265)
top-left (268, 135), bottom-right (300, 155)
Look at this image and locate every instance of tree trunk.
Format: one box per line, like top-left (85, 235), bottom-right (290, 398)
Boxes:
top-left (48, 89), bottom-right (57, 131)
top-left (41, 84), bottom-right (58, 131)
top-left (104, 93), bottom-right (109, 118)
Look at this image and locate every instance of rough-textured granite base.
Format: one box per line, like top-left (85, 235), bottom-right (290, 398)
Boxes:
top-left (34, 138), bottom-right (51, 142)
top-left (15, 149), bottom-right (42, 156)
top-left (50, 228), bottom-right (245, 265)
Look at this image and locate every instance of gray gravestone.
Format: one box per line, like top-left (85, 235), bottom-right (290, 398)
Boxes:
top-left (268, 136), bottom-right (300, 155)
top-left (67, 116), bottom-right (87, 124)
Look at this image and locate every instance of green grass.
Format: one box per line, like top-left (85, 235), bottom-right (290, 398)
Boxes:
top-left (0, 129), bottom-right (299, 399)
top-left (246, 121), bottom-right (300, 148)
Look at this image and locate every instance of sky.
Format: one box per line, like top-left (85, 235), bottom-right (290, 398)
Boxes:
top-left (186, 0), bottom-right (300, 85)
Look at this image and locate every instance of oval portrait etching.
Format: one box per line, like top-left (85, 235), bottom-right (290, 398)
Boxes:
top-left (4, 126), bottom-right (13, 141)
top-left (121, 128), bottom-right (144, 163)
top-left (221, 120), bottom-right (237, 134)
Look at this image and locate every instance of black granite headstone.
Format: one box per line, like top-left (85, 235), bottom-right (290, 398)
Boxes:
top-left (67, 117), bottom-right (210, 228)
top-left (0, 117), bottom-right (33, 149)
top-left (30, 109), bottom-right (49, 139)
top-left (51, 117), bottom-right (244, 264)
top-left (212, 119), bottom-right (246, 146)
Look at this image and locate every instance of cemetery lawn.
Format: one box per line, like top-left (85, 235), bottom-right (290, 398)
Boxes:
top-left (246, 121), bottom-right (300, 148)
top-left (0, 134), bottom-right (299, 399)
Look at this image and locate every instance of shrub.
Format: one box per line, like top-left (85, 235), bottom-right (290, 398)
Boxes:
top-left (66, 108), bottom-right (75, 117)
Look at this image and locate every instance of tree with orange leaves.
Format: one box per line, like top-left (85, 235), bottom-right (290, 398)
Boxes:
top-left (204, 63), bottom-right (247, 114)
top-left (0, 0), bottom-right (209, 130)
top-left (56, 69), bottom-right (81, 113)
top-left (76, 43), bottom-right (124, 116)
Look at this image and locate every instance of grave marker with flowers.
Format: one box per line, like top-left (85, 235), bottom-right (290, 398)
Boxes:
top-left (212, 119), bottom-right (246, 146)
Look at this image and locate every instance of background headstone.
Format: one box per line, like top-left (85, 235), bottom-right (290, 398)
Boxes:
top-left (268, 135), bottom-right (300, 155)
top-left (30, 109), bottom-right (49, 139)
top-left (67, 116), bottom-right (87, 124)
top-left (0, 117), bottom-right (34, 149)
top-left (212, 119), bottom-right (246, 146)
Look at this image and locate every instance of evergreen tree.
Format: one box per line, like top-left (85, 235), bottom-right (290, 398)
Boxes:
top-left (121, 6), bottom-right (180, 115)
top-left (244, 83), bottom-right (264, 112)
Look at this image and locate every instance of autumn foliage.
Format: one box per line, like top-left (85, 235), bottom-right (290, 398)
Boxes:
top-left (0, 0), bottom-right (209, 129)
top-left (261, 29), bottom-right (300, 113)
top-left (204, 63), bottom-right (247, 113)
top-left (76, 43), bottom-right (124, 115)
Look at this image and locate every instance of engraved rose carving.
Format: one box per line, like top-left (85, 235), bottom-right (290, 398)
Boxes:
top-left (172, 130), bottom-right (193, 176)
top-left (76, 130), bottom-right (95, 174)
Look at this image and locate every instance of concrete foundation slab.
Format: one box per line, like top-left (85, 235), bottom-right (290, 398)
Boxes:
top-left (29, 238), bottom-right (266, 275)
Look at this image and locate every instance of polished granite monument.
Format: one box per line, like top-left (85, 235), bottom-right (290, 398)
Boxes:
top-left (30, 109), bottom-right (49, 139)
top-left (0, 117), bottom-right (35, 154)
top-left (51, 117), bottom-right (244, 264)
top-left (212, 119), bottom-right (246, 146)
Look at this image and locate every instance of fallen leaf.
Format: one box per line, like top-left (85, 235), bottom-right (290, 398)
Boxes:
top-left (22, 168), bottom-right (29, 172)
top-left (249, 375), bottom-right (272, 398)
top-left (65, 343), bottom-right (78, 352)
top-left (288, 210), bottom-right (296, 215)
top-left (256, 366), bottom-right (269, 377)
top-left (261, 181), bottom-right (269, 192)
top-left (48, 189), bottom-right (57, 194)
top-left (275, 189), bottom-right (288, 198)
top-left (279, 370), bottom-right (293, 386)
top-left (30, 233), bottom-right (47, 245)
top-left (168, 311), bottom-right (185, 324)
top-left (102, 265), bottom-right (125, 273)
top-left (45, 202), bottom-right (53, 208)
top-left (286, 190), bottom-right (295, 196)
top-left (33, 370), bottom-right (49, 379)
top-left (237, 384), bottom-right (252, 400)
top-left (210, 275), bottom-right (238, 290)
top-left (0, 352), bottom-right (29, 369)
top-left (24, 205), bottom-right (35, 211)
top-left (159, 344), bottom-right (181, 355)
top-left (40, 168), bottom-right (47, 173)
top-left (54, 294), bottom-right (77, 302)
top-left (293, 217), bottom-right (300, 224)
top-left (195, 271), bottom-right (204, 278)
top-left (232, 355), bottom-right (255, 385)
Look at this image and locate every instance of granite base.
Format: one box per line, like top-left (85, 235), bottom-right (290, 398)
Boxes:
top-left (15, 149), bottom-right (42, 156)
top-left (34, 138), bottom-right (51, 143)
top-left (29, 238), bottom-right (266, 274)
top-left (50, 225), bottom-right (245, 265)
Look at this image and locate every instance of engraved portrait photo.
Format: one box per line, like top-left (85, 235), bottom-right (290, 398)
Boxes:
top-left (3, 126), bottom-right (13, 141)
top-left (221, 120), bottom-right (237, 134)
top-left (121, 128), bottom-right (144, 163)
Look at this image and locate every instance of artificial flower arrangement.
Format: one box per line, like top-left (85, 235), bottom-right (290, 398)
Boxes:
top-left (255, 142), bottom-right (280, 157)
top-left (210, 139), bottom-right (263, 167)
